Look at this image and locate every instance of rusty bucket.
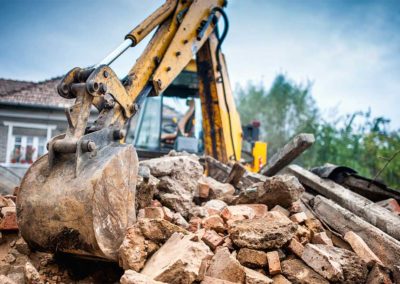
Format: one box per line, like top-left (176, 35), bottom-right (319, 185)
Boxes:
top-left (16, 142), bottom-right (138, 261)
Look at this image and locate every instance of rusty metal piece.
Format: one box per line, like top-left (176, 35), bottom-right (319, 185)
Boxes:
top-left (17, 143), bottom-right (138, 260)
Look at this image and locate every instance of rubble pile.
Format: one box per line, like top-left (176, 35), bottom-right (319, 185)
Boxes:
top-left (0, 152), bottom-right (399, 283)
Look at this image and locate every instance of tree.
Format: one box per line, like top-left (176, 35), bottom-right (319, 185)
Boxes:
top-left (235, 75), bottom-right (400, 188)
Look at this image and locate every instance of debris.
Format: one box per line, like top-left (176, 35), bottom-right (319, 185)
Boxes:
top-left (143, 207), bottom-right (165, 219)
top-left (221, 205), bottom-right (256, 222)
top-left (281, 258), bottom-right (329, 284)
top-left (24, 261), bottom-right (42, 284)
top-left (301, 243), bottom-right (368, 283)
top-left (233, 175), bottom-right (304, 208)
top-left (312, 195), bottom-right (400, 270)
top-left (205, 247), bottom-right (245, 283)
top-left (202, 215), bottom-right (225, 233)
top-left (228, 212), bottom-right (297, 250)
top-left (287, 165), bottom-right (400, 240)
top-left (260, 133), bottom-right (315, 176)
top-left (236, 248), bottom-right (268, 268)
top-left (271, 274), bottom-right (291, 284)
top-left (203, 199), bottom-right (228, 215)
top-left (224, 162), bottom-right (247, 188)
top-left (15, 238), bottom-right (30, 255)
top-left (141, 233), bottom-right (213, 283)
top-left (266, 251), bottom-right (281, 276)
top-left (344, 231), bottom-right (383, 267)
top-left (201, 276), bottom-right (236, 283)
top-left (312, 232), bottom-right (333, 246)
top-left (289, 212), bottom-right (307, 224)
top-left (287, 238), bottom-right (304, 258)
top-left (0, 275), bottom-right (17, 284)
top-left (138, 218), bottom-right (188, 243)
top-left (118, 226), bottom-right (147, 271)
top-left (376, 198), bottom-right (400, 215)
top-left (120, 270), bottom-right (167, 284)
top-left (366, 264), bottom-right (393, 284)
top-left (244, 267), bottom-right (273, 284)
top-left (201, 176), bottom-right (235, 203)
top-left (201, 230), bottom-right (224, 250)
top-left (270, 205), bottom-right (290, 217)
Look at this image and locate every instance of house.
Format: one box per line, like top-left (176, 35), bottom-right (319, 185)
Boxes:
top-left (0, 71), bottom-right (198, 178)
top-left (0, 77), bottom-right (72, 177)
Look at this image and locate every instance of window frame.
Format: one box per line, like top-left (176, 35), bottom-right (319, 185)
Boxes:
top-left (2, 121), bottom-right (56, 168)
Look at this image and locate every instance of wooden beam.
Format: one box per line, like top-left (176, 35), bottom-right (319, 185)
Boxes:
top-left (312, 195), bottom-right (400, 270)
top-left (205, 156), bottom-right (266, 188)
top-left (260, 133), bottom-right (315, 176)
top-left (286, 165), bottom-right (400, 240)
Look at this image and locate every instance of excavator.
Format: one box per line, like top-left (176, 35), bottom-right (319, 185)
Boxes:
top-left (16, 0), bottom-right (267, 261)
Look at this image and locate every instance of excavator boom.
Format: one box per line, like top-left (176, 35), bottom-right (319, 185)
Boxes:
top-left (17, 0), bottom-right (264, 260)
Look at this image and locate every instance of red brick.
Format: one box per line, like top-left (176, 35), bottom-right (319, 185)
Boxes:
top-left (376, 198), bottom-right (400, 215)
top-left (246, 204), bottom-right (268, 218)
top-left (201, 230), bottom-right (224, 250)
top-left (143, 207), bottom-right (165, 219)
top-left (188, 217), bottom-right (202, 232)
top-left (344, 231), bottom-right (383, 267)
top-left (197, 181), bottom-right (210, 199)
top-left (202, 215), bottom-right (225, 233)
top-left (266, 251), bottom-right (281, 276)
top-left (0, 211), bottom-right (18, 231)
top-left (220, 205), bottom-right (255, 222)
top-left (287, 238), bottom-right (304, 258)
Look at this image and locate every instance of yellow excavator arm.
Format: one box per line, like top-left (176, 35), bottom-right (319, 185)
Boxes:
top-left (16, 0), bottom-right (266, 261)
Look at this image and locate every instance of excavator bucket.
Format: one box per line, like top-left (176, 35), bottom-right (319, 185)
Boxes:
top-left (17, 141), bottom-right (138, 261)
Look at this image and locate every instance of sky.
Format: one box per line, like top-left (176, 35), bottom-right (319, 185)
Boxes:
top-left (0, 0), bottom-right (399, 128)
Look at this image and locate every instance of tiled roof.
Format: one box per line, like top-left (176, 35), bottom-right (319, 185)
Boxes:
top-left (0, 79), bottom-right (34, 96)
top-left (0, 77), bottom-right (72, 108)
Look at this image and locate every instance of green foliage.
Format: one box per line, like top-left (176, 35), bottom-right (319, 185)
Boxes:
top-left (235, 75), bottom-right (400, 188)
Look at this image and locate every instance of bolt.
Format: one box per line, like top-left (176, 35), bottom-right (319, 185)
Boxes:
top-left (87, 81), bottom-right (99, 93)
top-left (103, 70), bottom-right (109, 78)
top-left (166, 66), bottom-right (171, 72)
top-left (176, 51), bottom-right (181, 57)
top-left (99, 83), bottom-right (107, 94)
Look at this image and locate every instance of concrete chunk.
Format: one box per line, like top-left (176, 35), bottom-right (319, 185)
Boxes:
top-left (206, 247), bottom-right (245, 283)
top-left (244, 267), bottom-right (273, 284)
top-left (118, 226), bottom-right (147, 271)
top-left (229, 212), bottom-right (297, 250)
top-left (312, 232), bottom-right (333, 246)
top-left (138, 218), bottom-right (188, 243)
top-left (366, 265), bottom-right (393, 284)
top-left (141, 233), bottom-right (213, 283)
top-left (281, 259), bottom-right (329, 284)
top-left (120, 270), bottom-right (167, 284)
top-left (301, 244), bottom-right (368, 283)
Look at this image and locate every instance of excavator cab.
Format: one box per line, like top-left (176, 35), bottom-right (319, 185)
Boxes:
top-left (126, 68), bottom-right (204, 159)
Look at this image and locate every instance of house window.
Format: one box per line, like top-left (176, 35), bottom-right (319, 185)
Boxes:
top-left (4, 122), bottom-right (56, 167)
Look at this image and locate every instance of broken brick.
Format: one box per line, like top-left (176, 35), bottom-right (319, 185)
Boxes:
top-left (237, 248), bottom-right (268, 268)
top-left (206, 247), bottom-right (245, 283)
top-left (220, 205), bottom-right (255, 222)
top-left (266, 251), bottom-right (281, 276)
top-left (0, 210), bottom-right (18, 231)
top-left (366, 264), bottom-right (392, 284)
top-left (244, 267), bottom-right (273, 284)
top-left (282, 259), bottom-right (329, 284)
top-left (202, 215), bottom-right (225, 233)
top-left (301, 244), bottom-right (368, 283)
top-left (201, 230), bottom-right (224, 250)
top-left (287, 238), bottom-right (304, 258)
top-left (312, 232), bottom-right (333, 246)
top-left (344, 231), bottom-right (383, 267)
